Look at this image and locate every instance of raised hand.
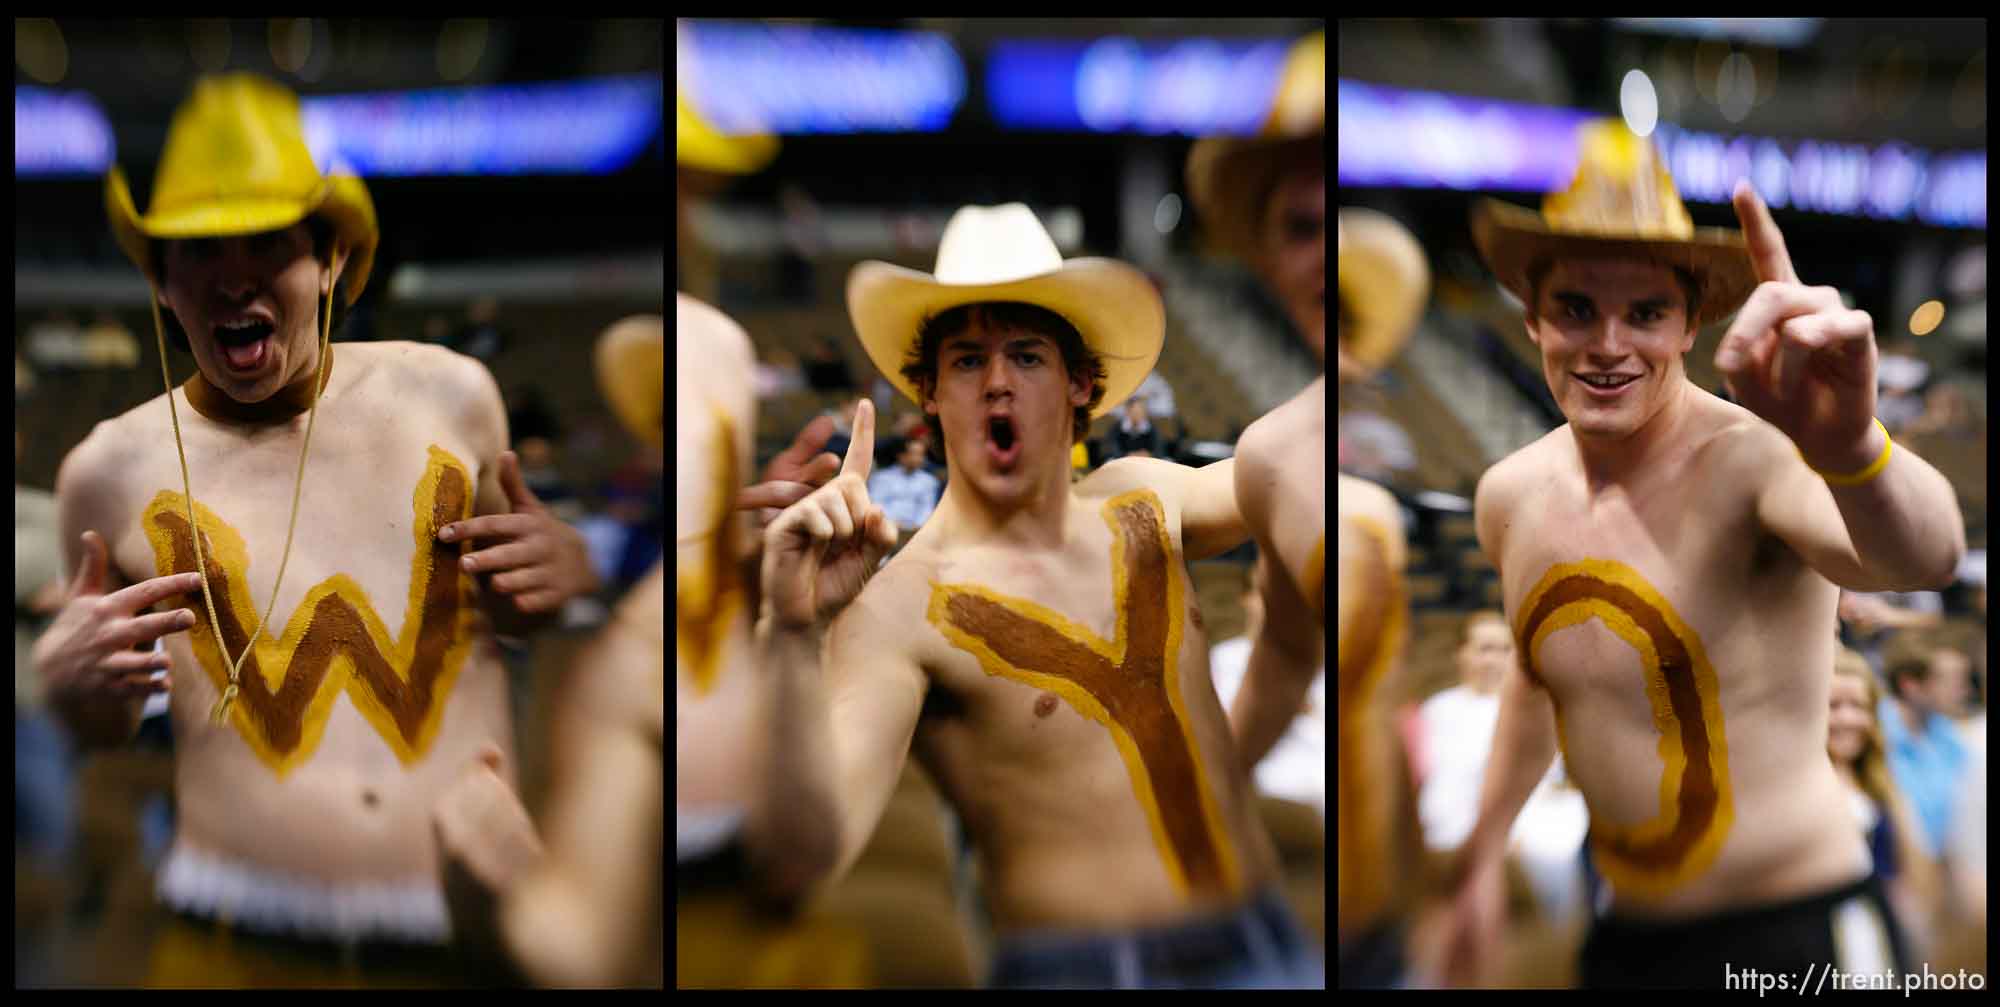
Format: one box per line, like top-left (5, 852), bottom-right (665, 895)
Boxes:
top-left (1715, 181), bottom-right (1881, 473)
top-left (761, 399), bottom-right (900, 630)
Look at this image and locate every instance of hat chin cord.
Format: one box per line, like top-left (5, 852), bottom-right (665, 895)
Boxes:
top-left (149, 252), bottom-right (340, 725)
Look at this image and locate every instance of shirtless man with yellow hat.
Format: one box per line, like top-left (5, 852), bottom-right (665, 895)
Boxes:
top-left (32, 73), bottom-right (597, 986)
top-left (749, 202), bottom-right (1324, 987)
top-left (1440, 119), bottom-right (1965, 988)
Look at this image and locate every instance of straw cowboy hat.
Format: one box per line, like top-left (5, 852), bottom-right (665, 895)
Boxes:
top-left (847, 203), bottom-right (1164, 417)
top-left (1184, 30), bottom-right (1325, 259)
top-left (106, 73), bottom-right (378, 305)
top-left (1471, 118), bottom-right (1756, 329)
top-left (596, 314), bottom-right (665, 446)
top-left (1338, 207), bottom-right (1431, 374)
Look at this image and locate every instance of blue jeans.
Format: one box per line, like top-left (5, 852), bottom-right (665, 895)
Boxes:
top-left (988, 888), bottom-right (1325, 989)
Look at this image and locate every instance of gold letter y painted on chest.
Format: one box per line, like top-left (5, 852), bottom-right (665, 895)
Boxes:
top-left (928, 490), bottom-right (1242, 898)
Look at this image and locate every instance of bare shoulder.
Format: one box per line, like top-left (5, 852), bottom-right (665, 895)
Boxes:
top-left (1338, 473), bottom-right (1400, 530)
top-left (676, 293), bottom-right (754, 381)
top-left (359, 340), bottom-right (495, 397)
top-left (57, 403), bottom-right (155, 511)
top-left (1689, 391), bottom-right (1796, 479)
top-left (1078, 455), bottom-right (1191, 503)
top-left (1237, 376), bottom-right (1325, 464)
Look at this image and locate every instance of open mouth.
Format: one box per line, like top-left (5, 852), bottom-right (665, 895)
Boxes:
top-left (214, 318), bottom-right (276, 373)
top-left (985, 415), bottom-right (1021, 468)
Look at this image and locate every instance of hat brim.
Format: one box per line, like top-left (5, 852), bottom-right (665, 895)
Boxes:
top-left (1472, 199), bottom-right (1756, 329)
top-left (1186, 134), bottom-right (1324, 258)
top-left (106, 168), bottom-right (379, 306)
top-left (846, 258), bottom-right (1164, 419)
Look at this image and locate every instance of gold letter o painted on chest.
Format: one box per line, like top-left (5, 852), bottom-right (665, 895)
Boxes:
top-left (1517, 559), bottom-right (1735, 897)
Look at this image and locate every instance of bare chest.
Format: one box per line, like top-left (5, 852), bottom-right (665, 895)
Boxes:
top-left (914, 495), bottom-right (1216, 762)
top-left (111, 412), bottom-right (484, 618)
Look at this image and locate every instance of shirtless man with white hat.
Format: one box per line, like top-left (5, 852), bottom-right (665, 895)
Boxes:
top-left (1440, 120), bottom-right (1964, 988)
top-left (749, 202), bottom-right (1324, 988)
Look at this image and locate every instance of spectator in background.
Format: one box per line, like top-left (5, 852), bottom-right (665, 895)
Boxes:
top-left (1109, 395), bottom-right (1165, 459)
top-left (754, 348), bottom-right (807, 399)
top-left (1128, 370), bottom-right (1179, 450)
top-left (1827, 647), bottom-right (1939, 962)
top-left (1413, 612), bottom-right (1588, 930)
top-left (822, 399), bottom-right (859, 461)
top-left (1209, 568), bottom-right (1324, 822)
top-left (1131, 369), bottom-right (1177, 422)
top-left (1336, 409), bottom-right (1417, 485)
top-left (1903, 381), bottom-right (1980, 439)
top-left (805, 336), bottom-right (854, 392)
top-left (453, 295), bottom-right (506, 361)
top-left (867, 438), bottom-right (943, 536)
top-left (1879, 633), bottom-right (1972, 863)
top-left (1875, 336), bottom-right (1929, 434)
top-left (1838, 587), bottom-right (1944, 674)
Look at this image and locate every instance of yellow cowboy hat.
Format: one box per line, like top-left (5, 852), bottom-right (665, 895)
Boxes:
top-left (595, 314), bottom-right (665, 447)
top-left (1184, 30), bottom-right (1325, 259)
top-left (1338, 207), bottom-right (1430, 374)
top-left (1471, 119), bottom-right (1756, 329)
top-left (105, 73), bottom-right (378, 305)
top-left (847, 203), bottom-right (1164, 418)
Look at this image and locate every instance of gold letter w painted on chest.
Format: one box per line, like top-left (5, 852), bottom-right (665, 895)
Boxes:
top-left (143, 445), bottom-right (478, 778)
top-left (927, 490), bottom-right (1241, 898)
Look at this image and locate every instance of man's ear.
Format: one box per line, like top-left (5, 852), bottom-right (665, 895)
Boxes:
top-left (1522, 312), bottom-right (1541, 347)
top-left (1068, 370), bottom-right (1092, 409)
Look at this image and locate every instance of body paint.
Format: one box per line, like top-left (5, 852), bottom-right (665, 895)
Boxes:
top-left (1335, 515), bottom-right (1406, 928)
top-left (675, 409), bottom-right (742, 695)
top-left (1302, 534), bottom-right (1327, 620)
top-left (144, 445), bottom-right (477, 777)
top-left (928, 490), bottom-right (1241, 899)
top-left (1516, 559), bottom-right (1734, 897)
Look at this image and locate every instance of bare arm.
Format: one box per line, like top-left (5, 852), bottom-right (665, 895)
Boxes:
top-left (749, 590), bottom-right (928, 902)
top-left (43, 432), bottom-right (168, 750)
top-left (1754, 423), bottom-right (1965, 592)
top-left (501, 575), bottom-right (664, 986)
top-left (1459, 464), bottom-right (1558, 871)
top-left (1228, 553), bottom-right (1323, 773)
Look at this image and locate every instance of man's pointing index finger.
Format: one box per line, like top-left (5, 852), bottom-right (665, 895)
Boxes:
top-left (1731, 179), bottom-right (1799, 286)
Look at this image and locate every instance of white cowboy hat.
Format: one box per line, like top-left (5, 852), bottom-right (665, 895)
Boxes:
top-left (847, 203), bottom-right (1164, 417)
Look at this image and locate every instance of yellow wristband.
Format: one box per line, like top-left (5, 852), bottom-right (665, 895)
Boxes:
top-left (1806, 418), bottom-right (1893, 487)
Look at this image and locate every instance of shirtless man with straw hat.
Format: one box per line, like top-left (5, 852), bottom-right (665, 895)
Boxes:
top-left (1440, 119), bottom-right (1964, 988)
top-left (749, 202), bottom-right (1324, 987)
top-left (34, 73), bottom-right (596, 986)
